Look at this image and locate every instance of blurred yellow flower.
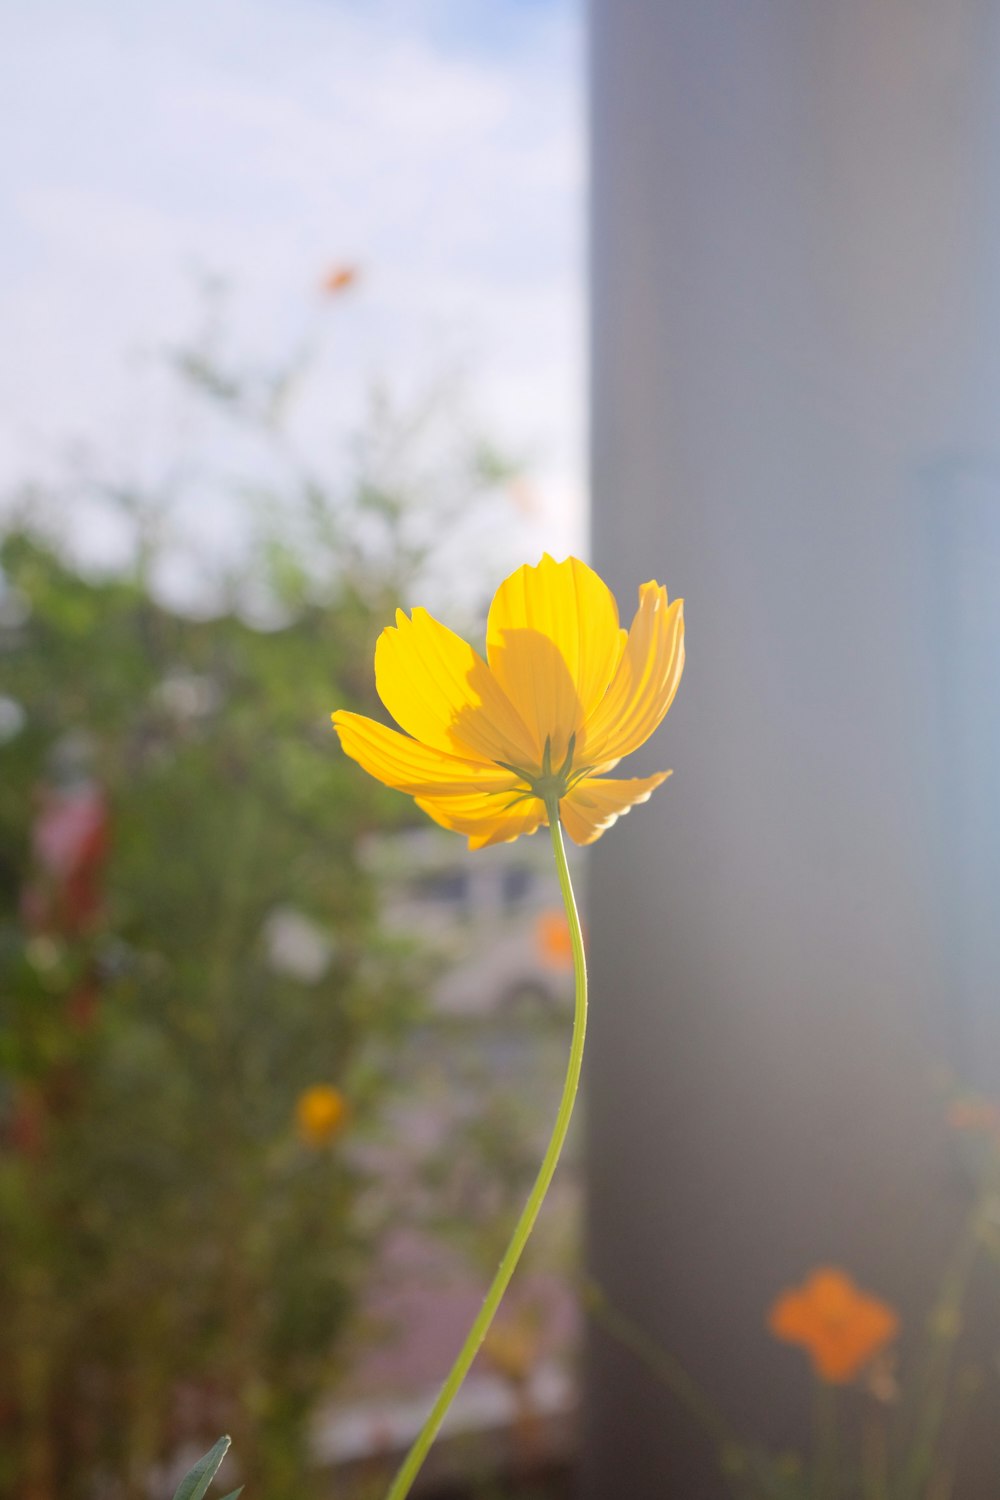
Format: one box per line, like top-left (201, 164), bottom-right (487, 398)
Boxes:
top-left (332, 554), bottom-right (684, 848)
top-left (481, 1305), bottom-right (544, 1387)
top-left (768, 1267), bottom-right (899, 1384)
top-left (296, 1084), bottom-right (349, 1147)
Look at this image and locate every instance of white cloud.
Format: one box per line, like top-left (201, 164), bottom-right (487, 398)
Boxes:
top-left (1, 0), bottom-right (584, 562)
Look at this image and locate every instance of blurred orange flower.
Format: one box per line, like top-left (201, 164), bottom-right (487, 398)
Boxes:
top-left (768, 1267), bottom-right (899, 1384)
top-left (296, 1084), bottom-right (349, 1147)
top-left (508, 476), bottom-right (540, 517)
top-left (947, 1095), bottom-right (1000, 1137)
top-left (536, 909), bottom-right (574, 970)
top-left (321, 264), bottom-right (360, 295)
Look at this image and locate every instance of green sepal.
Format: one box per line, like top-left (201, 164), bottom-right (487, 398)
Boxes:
top-left (171, 1436), bottom-right (232, 1500)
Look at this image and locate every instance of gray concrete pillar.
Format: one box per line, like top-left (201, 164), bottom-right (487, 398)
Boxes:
top-left (586, 3), bottom-right (1000, 1493)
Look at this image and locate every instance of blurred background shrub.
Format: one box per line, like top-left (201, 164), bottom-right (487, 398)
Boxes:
top-left (0, 308), bottom-right (528, 1499)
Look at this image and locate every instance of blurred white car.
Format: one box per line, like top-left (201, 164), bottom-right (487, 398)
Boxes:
top-left (359, 827), bottom-right (578, 1018)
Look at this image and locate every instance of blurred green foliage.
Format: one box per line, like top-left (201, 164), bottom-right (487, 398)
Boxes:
top-left (0, 303), bottom-right (521, 1499)
top-left (0, 522), bottom-right (413, 1499)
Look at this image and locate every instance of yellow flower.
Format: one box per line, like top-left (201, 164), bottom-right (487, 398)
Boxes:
top-left (296, 1084), bottom-right (349, 1147)
top-left (332, 554), bottom-right (684, 848)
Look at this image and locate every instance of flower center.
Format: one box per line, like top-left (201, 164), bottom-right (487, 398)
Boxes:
top-left (494, 734), bottom-right (576, 805)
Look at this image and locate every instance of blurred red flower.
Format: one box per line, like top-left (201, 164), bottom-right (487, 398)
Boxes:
top-left (21, 784), bottom-right (110, 936)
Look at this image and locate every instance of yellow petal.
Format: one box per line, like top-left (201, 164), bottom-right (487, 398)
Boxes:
top-left (332, 711), bottom-right (523, 794)
top-left (486, 555), bottom-right (626, 768)
top-left (558, 771), bottom-right (671, 846)
top-left (579, 585), bottom-right (684, 766)
top-left (415, 789), bottom-right (548, 850)
top-left (375, 607), bottom-right (537, 768)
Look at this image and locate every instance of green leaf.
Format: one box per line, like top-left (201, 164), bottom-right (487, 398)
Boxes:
top-left (171, 1436), bottom-right (231, 1500)
top-left (218, 1490), bottom-right (244, 1500)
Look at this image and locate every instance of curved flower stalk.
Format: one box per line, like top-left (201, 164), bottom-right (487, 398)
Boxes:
top-left (331, 554), bottom-right (685, 1499)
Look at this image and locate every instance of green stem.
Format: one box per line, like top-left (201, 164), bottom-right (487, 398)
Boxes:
top-left (899, 1181), bottom-right (992, 1500)
top-left (861, 1394), bottom-right (889, 1500)
top-left (581, 1278), bottom-right (736, 1454)
top-left (581, 1278), bottom-right (754, 1500)
top-left (384, 798), bottom-right (587, 1500)
top-left (813, 1381), bottom-right (838, 1500)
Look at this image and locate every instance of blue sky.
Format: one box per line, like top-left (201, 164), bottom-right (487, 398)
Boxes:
top-left (2, 0), bottom-right (583, 592)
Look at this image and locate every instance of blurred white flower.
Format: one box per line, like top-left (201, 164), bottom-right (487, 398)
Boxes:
top-left (0, 695), bottom-right (25, 743)
top-left (262, 906), bottom-right (334, 983)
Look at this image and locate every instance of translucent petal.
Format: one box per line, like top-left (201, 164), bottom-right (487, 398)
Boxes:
top-left (332, 711), bottom-right (523, 794)
top-left (580, 585), bottom-right (684, 766)
top-left (558, 771), bottom-right (671, 847)
top-left (375, 607), bottom-right (537, 768)
top-left (415, 788), bottom-right (548, 850)
top-left (486, 555), bottom-right (626, 767)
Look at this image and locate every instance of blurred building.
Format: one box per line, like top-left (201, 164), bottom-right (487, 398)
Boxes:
top-left (587, 2), bottom-right (1000, 1495)
top-left (319, 827), bottom-right (581, 1492)
top-left (361, 828), bottom-right (576, 1018)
